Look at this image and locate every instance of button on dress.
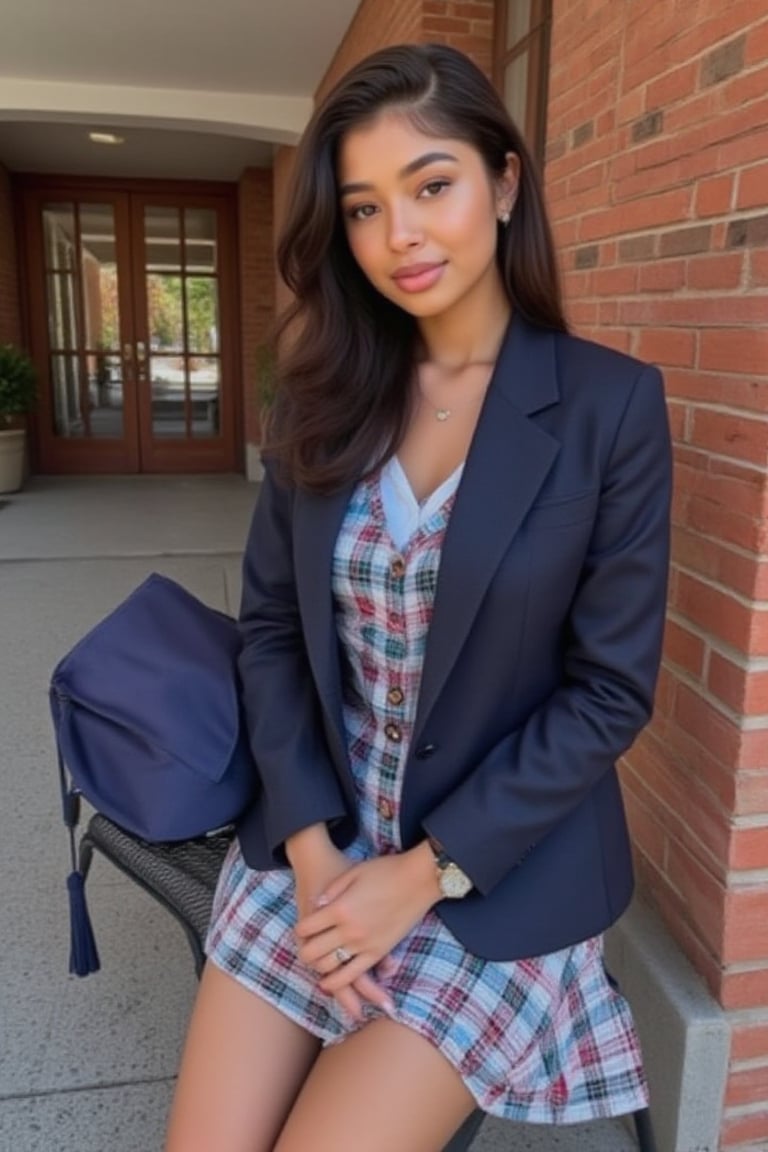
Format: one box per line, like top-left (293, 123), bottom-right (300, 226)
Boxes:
top-left (205, 456), bottom-right (648, 1123)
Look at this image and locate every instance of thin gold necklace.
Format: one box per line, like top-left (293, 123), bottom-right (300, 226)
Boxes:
top-left (418, 381), bottom-right (490, 422)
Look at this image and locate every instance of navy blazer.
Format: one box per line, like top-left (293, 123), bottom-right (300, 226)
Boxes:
top-left (235, 315), bottom-right (672, 961)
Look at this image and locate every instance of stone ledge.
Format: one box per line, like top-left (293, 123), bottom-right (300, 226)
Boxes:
top-left (605, 896), bottom-right (730, 1152)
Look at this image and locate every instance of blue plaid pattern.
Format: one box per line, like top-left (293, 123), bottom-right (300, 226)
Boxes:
top-left (206, 469), bottom-right (648, 1122)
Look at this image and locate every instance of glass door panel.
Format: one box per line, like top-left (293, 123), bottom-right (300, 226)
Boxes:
top-left (41, 201), bottom-right (126, 442)
top-left (139, 203), bottom-right (224, 455)
top-left (50, 353), bottom-right (84, 437)
top-left (187, 273), bottom-right (220, 438)
top-left (81, 204), bottom-right (124, 438)
top-left (185, 208), bottom-right (217, 272)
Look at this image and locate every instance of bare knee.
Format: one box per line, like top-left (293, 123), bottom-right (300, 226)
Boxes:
top-left (165, 962), bottom-right (320, 1152)
top-left (274, 1019), bottom-right (475, 1152)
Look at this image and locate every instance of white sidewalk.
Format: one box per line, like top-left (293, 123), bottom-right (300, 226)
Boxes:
top-left (0, 476), bottom-right (637, 1151)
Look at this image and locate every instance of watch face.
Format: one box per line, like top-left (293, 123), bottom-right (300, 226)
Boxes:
top-left (441, 863), bottom-right (472, 899)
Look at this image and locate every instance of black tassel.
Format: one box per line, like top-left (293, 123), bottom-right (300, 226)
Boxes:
top-left (67, 870), bottom-right (100, 977)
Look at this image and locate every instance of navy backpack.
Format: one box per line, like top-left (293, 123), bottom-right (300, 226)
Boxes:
top-left (50, 573), bottom-right (257, 974)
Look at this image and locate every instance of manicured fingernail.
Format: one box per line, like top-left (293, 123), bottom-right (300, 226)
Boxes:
top-left (314, 894), bottom-right (329, 907)
top-left (382, 999), bottom-right (396, 1017)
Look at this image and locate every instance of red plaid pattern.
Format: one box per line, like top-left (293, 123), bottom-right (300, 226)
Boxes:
top-left (206, 468), bottom-right (648, 1123)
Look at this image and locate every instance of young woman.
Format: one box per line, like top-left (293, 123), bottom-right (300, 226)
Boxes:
top-left (165, 43), bottom-right (672, 1152)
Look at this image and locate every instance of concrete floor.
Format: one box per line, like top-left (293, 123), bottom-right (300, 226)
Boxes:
top-left (0, 475), bottom-right (639, 1151)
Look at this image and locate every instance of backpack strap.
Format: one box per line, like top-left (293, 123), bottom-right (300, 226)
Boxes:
top-left (57, 741), bottom-right (100, 977)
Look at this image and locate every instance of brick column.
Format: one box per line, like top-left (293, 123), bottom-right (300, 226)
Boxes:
top-left (0, 163), bottom-right (21, 345)
top-left (273, 146), bottom-right (297, 319)
top-left (545, 3), bottom-right (768, 1147)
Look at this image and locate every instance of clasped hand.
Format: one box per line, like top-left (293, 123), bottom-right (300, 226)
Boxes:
top-left (294, 845), bottom-right (439, 1021)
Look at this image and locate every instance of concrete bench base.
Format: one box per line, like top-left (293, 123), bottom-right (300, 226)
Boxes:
top-left (605, 897), bottom-right (730, 1152)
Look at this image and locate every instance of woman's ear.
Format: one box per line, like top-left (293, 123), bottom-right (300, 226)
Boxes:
top-left (496, 152), bottom-right (521, 221)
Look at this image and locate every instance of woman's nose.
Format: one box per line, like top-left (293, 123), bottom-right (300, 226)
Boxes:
top-left (386, 206), bottom-right (422, 251)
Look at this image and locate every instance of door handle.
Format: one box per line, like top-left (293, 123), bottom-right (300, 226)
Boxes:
top-left (136, 341), bottom-right (147, 382)
top-left (122, 343), bottom-right (133, 384)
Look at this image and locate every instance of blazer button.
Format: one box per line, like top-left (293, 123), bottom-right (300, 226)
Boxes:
top-left (415, 743), bottom-right (437, 760)
top-left (384, 722), bottom-right (402, 743)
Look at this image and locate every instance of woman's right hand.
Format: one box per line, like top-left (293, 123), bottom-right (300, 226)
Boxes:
top-left (287, 825), bottom-right (395, 1022)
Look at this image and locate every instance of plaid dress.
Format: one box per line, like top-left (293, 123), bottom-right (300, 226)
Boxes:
top-left (206, 459), bottom-right (648, 1123)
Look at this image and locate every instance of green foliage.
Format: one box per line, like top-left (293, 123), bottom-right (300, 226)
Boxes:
top-left (147, 275), bottom-right (217, 354)
top-left (0, 344), bottom-right (37, 426)
top-left (186, 278), bottom-right (217, 354)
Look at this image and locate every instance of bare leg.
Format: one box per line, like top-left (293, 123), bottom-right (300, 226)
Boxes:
top-left (273, 1018), bottom-right (476, 1152)
top-left (165, 961), bottom-right (321, 1152)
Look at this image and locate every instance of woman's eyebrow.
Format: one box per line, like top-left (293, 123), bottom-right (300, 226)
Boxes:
top-left (339, 151), bottom-right (459, 196)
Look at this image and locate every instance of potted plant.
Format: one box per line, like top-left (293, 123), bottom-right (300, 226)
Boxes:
top-left (0, 343), bottom-right (37, 494)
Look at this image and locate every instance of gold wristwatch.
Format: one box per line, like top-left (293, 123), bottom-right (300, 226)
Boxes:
top-left (428, 836), bottom-right (473, 899)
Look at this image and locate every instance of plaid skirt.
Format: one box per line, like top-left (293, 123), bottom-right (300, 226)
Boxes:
top-left (206, 838), bottom-right (647, 1124)
top-left (206, 468), bottom-right (648, 1123)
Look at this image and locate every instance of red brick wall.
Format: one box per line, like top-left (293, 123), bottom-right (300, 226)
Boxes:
top-left (0, 163), bottom-right (21, 345)
top-left (237, 168), bottom-right (274, 448)
top-left (545, 3), bottom-right (768, 1147)
top-left (422, 0), bottom-right (494, 78)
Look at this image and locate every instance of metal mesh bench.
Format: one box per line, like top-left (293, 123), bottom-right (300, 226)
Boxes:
top-left (79, 812), bottom-right (656, 1152)
top-left (79, 813), bottom-right (233, 977)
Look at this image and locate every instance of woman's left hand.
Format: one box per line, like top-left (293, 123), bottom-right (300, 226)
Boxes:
top-left (294, 842), bottom-right (440, 994)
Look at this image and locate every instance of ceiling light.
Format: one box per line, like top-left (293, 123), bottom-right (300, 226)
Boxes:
top-left (88, 131), bottom-right (125, 146)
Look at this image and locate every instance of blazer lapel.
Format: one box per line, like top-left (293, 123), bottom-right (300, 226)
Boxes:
top-left (413, 317), bottom-right (561, 740)
top-left (292, 317), bottom-right (563, 756)
top-left (293, 481), bottom-right (354, 766)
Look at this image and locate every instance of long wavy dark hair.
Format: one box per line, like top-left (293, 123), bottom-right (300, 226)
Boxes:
top-left (268, 42), bottom-right (566, 491)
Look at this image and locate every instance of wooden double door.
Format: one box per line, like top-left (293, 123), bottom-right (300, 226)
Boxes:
top-left (19, 180), bottom-right (240, 473)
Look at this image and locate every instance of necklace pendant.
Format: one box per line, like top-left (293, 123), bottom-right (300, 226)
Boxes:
top-left (435, 408), bottom-right (451, 422)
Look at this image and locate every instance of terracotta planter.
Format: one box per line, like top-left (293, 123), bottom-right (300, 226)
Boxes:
top-left (0, 427), bottom-right (26, 494)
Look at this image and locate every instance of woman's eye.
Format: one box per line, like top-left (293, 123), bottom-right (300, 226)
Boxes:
top-left (420, 179), bottom-right (450, 198)
top-left (347, 203), bottom-right (377, 221)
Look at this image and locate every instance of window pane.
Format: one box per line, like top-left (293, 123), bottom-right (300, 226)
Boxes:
top-left (185, 277), bottom-right (218, 354)
top-left (504, 50), bottom-right (529, 132)
top-left (145, 206), bottom-right (181, 271)
top-left (51, 354), bottom-right (83, 437)
top-left (87, 351), bottom-right (124, 438)
top-left (43, 204), bottom-right (76, 271)
top-left (184, 208), bottom-right (217, 272)
top-left (189, 358), bottom-right (220, 437)
top-left (147, 274), bottom-right (184, 352)
top-left (46, 273), bottom-right (78, 350)
top-left (506, 0), bottom-right (532, 48)
top-left (79, 204), bottom-right (120, 352)
top-left (150, 356), bottom-right (187, 438)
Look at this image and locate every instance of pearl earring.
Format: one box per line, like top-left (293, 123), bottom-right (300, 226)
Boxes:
top-left (498, 207), bottom-right (511, 225)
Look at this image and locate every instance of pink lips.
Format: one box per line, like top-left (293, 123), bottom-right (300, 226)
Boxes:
top-left (391, 261), bottom-right (446, 293)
